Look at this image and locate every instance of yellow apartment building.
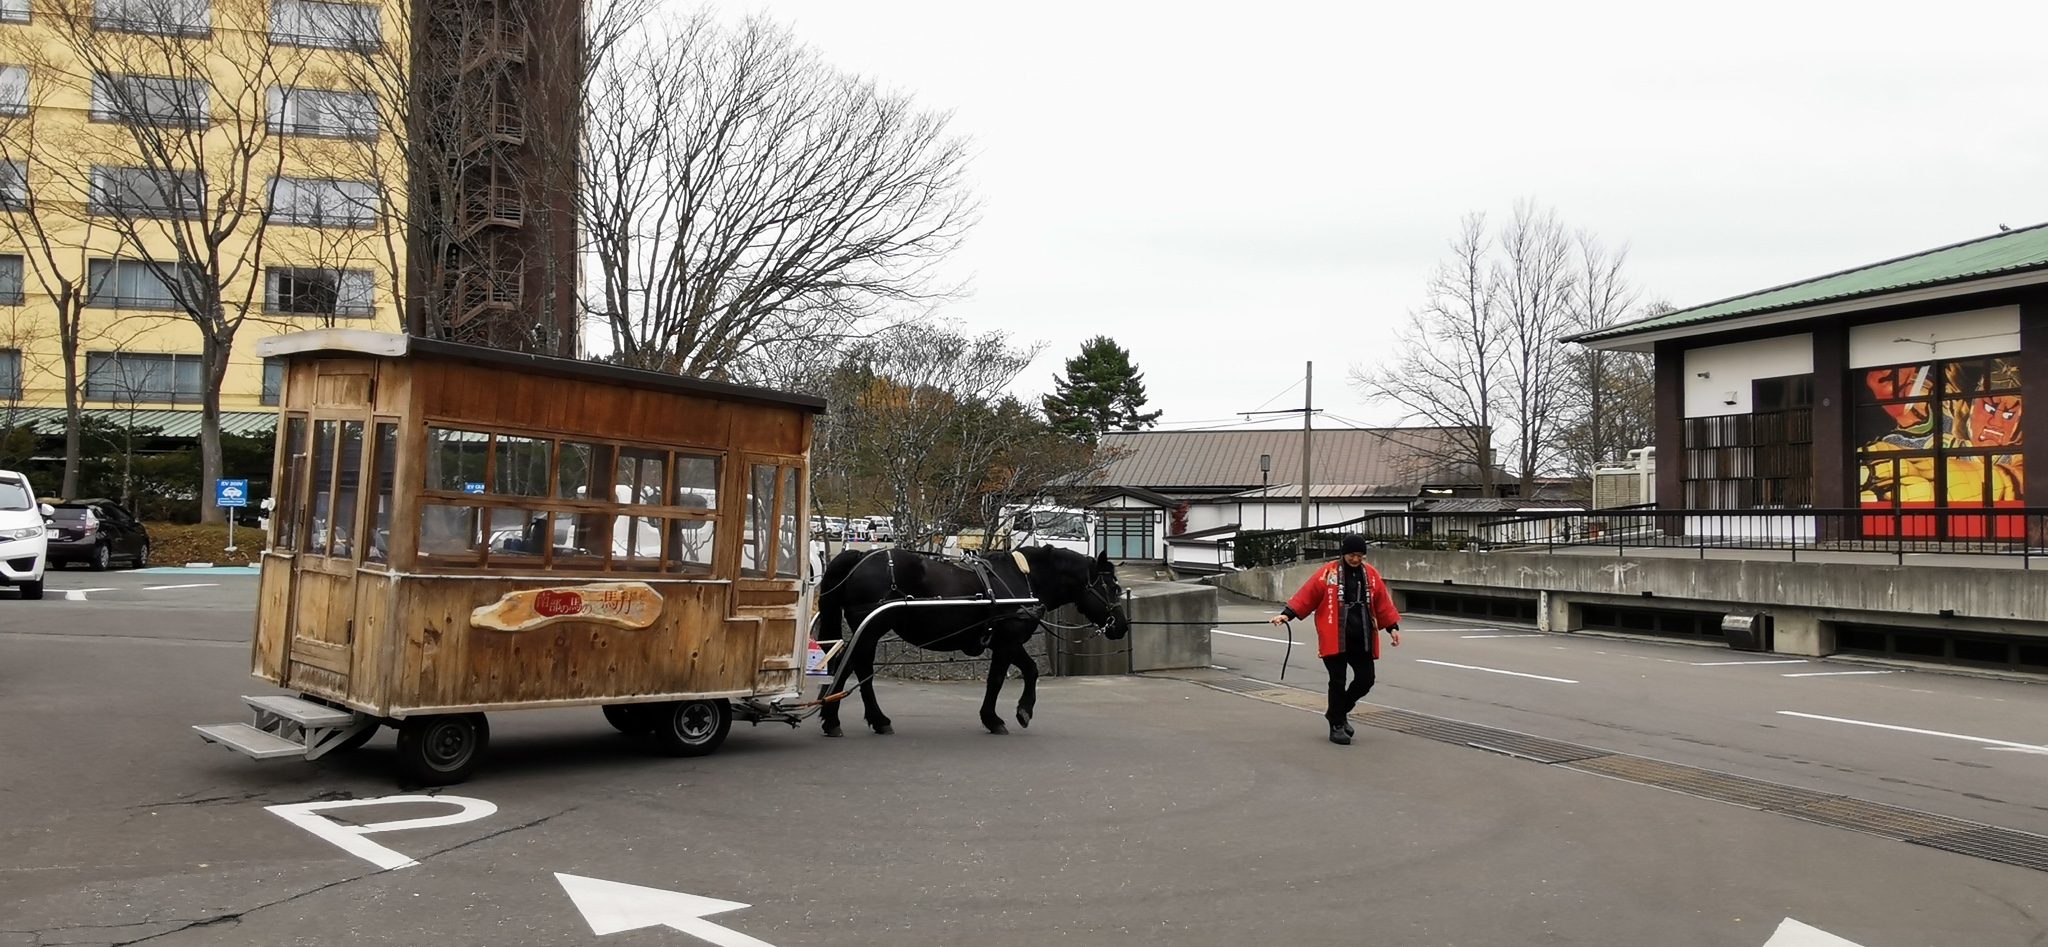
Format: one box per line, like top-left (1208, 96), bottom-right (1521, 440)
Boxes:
top-left (0, 0), bottom-right (407, 439)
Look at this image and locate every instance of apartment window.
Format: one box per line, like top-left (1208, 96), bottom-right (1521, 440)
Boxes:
top-left (269, 0), bottom-right (379, 51)
top-left (266, 86), bottom-right (375, 139)
top-left (261, 356), bottom-right (283, 405)
top-left (0, 254), bottom-right (21, 304)
top-left (86, 258), bottom-right (185, 310)
top-left (267, 176), bottom-right (377, 227)
top-left (1, 0), bottom-right (27, 24)
top-left (86, 351), bottom-right (203, 404)
top-left (0, 65), bottom-right (25, 117)
top-left (93, 0), bottom-right (209, 37)
top-left (90, 73), bottom-right (208, 127)
top-left (0, 348), bottom-right (19, 400)
top-left (0, 160), bottom-right (23, 210)
top-left (266, 266), bottom-right (372, 317)
top-left (90, 165), bottom-right (204, 218)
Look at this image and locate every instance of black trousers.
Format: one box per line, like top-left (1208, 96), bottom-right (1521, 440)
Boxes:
top-left (1322, 627), bottom-right (1375, 726)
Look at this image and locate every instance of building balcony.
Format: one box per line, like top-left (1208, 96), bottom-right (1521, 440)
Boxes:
top-left (454, 271), bottom-right (521, 326)
top-left (461, 20), bottom-right (529, 72)
top-left (458, 184), bottom-right (524, 238)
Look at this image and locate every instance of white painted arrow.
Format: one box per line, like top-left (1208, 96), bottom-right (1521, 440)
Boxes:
top-left (1763, 918), bottom-right (1868, 946)
top-left (556, 873), bottom-right (778, 947)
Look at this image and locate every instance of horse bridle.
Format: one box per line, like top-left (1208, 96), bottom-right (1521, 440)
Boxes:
top-left (1077, 570), bottom-right (1128, 636)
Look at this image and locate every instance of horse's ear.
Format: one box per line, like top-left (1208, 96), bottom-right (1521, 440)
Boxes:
top-left (1095, 550), bottom-right (1112, 570)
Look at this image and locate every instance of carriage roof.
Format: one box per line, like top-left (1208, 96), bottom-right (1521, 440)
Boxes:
top-left (255, 329), bottom-right (828, 414)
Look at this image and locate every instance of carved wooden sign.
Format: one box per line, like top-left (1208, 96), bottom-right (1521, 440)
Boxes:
top-left (470, 582), bottom-right (665, 632)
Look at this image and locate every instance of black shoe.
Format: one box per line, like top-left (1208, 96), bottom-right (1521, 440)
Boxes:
top-left (1342, 720), bottom-right (1356, 737)
top-left (1328, 725), bottom-right (1352, 745)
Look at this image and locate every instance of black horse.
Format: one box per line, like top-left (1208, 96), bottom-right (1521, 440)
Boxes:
top-left (812, 545), bottom-right (1130, 737)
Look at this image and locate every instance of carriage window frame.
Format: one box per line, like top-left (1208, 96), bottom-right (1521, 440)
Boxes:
top-left (273, 412), bottom-right (309, 552)
top-left (413, 419), bottom-right (733, 576)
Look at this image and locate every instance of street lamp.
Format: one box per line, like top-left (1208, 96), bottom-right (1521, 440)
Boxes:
top-left (1258, 453), bottom-right (1272, 530)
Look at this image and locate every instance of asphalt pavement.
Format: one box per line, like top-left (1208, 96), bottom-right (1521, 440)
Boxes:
top-left (1, 578), bottom-right (2044, 946)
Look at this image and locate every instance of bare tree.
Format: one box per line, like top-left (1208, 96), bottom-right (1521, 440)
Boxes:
top-left (1494, 201), bottom-right (1578, 494)
top-left (21, 0), bottom-right (314, 522)
top-left (582, 12), bottom-right (977, 379)
top-left (1558, 234), bottom-right (1652, 476)
top-left (1351, 212), bottom-right (1504, 496)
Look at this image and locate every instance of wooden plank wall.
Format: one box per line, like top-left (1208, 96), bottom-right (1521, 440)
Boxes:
top-left (386, 579), bottom-right (755, 712)
top-left (252, 553), bottom-right (294, 684)
top-left (350, 571), bottom-right (397, 714)
top-left (413, 360), bottom-right (818, 455)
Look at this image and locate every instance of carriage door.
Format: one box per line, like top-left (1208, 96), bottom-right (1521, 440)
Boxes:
top-left (735, 458), bottom-right (806, 695)
top-left (283, 366), bottom-right (375, 699)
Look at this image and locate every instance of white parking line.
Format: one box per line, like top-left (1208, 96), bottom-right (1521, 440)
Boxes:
top-left (1782, 670), bottom-right (1894, 678)
top-left (1692, 659), bottom-right (1810, 666)
top-left (1461, 634), bottom-right (1542, 639)
top-left (1778, 711), bottom-right (2048, 752)
top-left (142, 583), bottom-right (218, 591)
top-left (1211, 629), bottom-right (1293, 646)
top-left (63, 588), bottom-right (119, 601)
top-left (1415, 659), bottom-right (1578, 684)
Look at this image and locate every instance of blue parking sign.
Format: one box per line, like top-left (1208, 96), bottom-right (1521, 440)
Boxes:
top-left (216, 479), bottom-right (250, 508)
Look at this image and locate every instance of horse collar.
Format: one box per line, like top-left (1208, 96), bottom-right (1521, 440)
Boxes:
top-left (1011, 550), bottom-right (1031, 574)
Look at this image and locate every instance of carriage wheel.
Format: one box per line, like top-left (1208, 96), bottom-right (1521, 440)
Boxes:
top-left (602, 704), bottom-right (656, 734)
top-left (395, 713), bottom-right (490, 785)
top-left (653, 699), bottom-right (731, 758)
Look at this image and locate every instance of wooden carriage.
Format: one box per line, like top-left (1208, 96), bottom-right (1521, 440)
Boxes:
top-left (195, 329), bottom-right (824, 784)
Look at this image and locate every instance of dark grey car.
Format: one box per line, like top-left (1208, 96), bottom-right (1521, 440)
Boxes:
top-left (46, 501), bottom-right (151, 570)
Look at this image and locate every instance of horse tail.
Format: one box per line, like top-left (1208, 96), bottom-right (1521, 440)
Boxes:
top-left (814, 548), bottom-right (868, 643)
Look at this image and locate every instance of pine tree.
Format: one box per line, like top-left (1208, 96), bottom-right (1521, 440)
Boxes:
top-left (1042, 336), bottom-right (1163, 441)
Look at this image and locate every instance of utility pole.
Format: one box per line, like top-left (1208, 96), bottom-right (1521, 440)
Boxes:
top-left (1300, 361), bottom-right (1312, 539)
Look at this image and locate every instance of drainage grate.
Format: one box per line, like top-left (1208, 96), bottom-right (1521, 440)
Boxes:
top-left (1910, 827), bottom-right (2048, 873)
top-left (1566, 755), bottom-right (1838, 811)
top-left (1784, 797), bottom-right (1980, 841)
top-left (1359, 708), bottom-right (1606, 764)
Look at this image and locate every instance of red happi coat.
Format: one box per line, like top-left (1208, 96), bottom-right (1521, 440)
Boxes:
top-left (1285, 560), bottom-right (1402, 658)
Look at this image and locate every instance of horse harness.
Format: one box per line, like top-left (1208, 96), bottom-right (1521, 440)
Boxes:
top-left (873, 547), bottom-right (1045, 651)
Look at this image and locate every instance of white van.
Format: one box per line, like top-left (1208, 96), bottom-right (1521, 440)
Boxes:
top-left (0, 470), bottom-right (51, 600)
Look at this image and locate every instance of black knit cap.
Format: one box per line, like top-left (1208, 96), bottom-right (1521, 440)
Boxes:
top-left (1339, 534), bottom-right (1370, 555)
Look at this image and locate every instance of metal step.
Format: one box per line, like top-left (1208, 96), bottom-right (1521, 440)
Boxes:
top-left (242, 694), bottom-right (355, 728)
top-left (193, 722), bottom-right (306, 760)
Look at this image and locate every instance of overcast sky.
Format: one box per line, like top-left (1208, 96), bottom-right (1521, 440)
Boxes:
top-left (718, 0), bottom-right (2048, 429)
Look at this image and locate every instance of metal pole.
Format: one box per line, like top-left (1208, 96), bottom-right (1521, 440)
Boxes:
top-left (1299, 361), bottom-right (1312, 559)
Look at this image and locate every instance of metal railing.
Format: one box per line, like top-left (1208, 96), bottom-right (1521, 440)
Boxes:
top-left (1232, 506), bottom-right (2048, 569)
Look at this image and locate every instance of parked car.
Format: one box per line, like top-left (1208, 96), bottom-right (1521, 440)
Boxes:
top-left (45, 499), bottom-right (152, 571)
top-left (0, 470), bottom-right (51, 599)
top-left (867, 516), bottom-right (897, 543)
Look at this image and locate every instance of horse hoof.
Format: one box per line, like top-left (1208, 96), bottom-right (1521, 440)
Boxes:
top-left (1016, 708), bottom-right (1032, 729)
top-left (822, 726), bottom-right (843, 738)
top-left (873, 724), bottom-right (894, 735)
top-left (986, 721), bottom-right (1009, 735)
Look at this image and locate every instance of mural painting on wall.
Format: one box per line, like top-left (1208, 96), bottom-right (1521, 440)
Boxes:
top-left (1855, 356), bottom-right (2021, 537)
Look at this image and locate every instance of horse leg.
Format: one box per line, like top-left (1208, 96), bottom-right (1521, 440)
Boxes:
top-left (1012, 645), bottom-right (1040, 729)
top-left (979, 647), bottom-right (1012, 734)
top-left (852, 630), bottom-right (892, 735)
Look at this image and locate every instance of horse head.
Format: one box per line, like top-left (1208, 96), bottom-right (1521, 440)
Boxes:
top-left (1065, 549), bottom-right (1129, 639)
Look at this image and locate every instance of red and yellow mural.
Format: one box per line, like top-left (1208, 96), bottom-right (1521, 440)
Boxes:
top-left (1856, 356), bottom-right (2022, 537)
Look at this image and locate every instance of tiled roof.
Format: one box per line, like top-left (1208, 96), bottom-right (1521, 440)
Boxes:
top-left (1095, 428), bottom-right (1484, 492)
top-left (1568, 222), bottom-right (2048, 346)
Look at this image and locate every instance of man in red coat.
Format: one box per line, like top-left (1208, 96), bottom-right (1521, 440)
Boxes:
top-left (1269, 534), bottom-right (1402, 744)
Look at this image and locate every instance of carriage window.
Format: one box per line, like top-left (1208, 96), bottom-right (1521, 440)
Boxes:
top-left (327, 420), bottom-right (365, 559)
top-left (483, 505), bottom-right (549, 566)
top-left (493, 435), bottom-right (553, 497)
top-left (557, 441), bottom-right (612, 501)
top-left (308, 419), bottom-right (337, 556)
top-left (673, 454), bottom-right (718, 509)
top-left (741, 463), bottom-right (777, 577)
top-left (666, 519), bottom-right (715, 575)
top-left (365, 422), bottom-right (396, 564)
top-left (419, 504), bottom-right (481, 564)
top-left (775, 466), bottom-right (802, 578)
top-left (611, 511), bottom-right (665, 572)
top-left (552, 510), bottom-right (610, 571)
top-left (614, 448), bottom-right (665, 505)
top-left (426, 426), bottom-right (490, 493)
top-left (275, 414), bottom-right (308, 551)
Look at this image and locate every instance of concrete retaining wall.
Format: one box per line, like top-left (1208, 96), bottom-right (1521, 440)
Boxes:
top-left (1212, 550), bottom-right (2048, 657)
top-left (867, 578), bottom-right (1216, 680)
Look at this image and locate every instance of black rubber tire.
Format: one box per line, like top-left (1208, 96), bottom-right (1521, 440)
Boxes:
top-left (602, 704), bottom-right (656, 734)
top-left (18, 579), bottom-right (43, 600)
top-left (88, 544), bottom-right (111, 572)
top-left (132, 543), bottom-right (150, 569)
top-left (394, 713), bottom-right (489, 785)
top-left (652, 699), bottom-right (731, 758)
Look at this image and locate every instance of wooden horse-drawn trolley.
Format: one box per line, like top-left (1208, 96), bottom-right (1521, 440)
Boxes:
top-left (194, 329), bottom-right (824, 784)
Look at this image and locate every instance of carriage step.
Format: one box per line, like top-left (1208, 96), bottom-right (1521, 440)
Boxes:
top-left (242, 694), bottom-right (355, 728)
top-left (193, 723), bottom-right (307, 759)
